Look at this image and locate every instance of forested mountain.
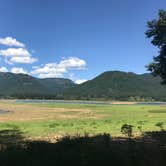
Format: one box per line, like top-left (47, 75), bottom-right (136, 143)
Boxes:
top-left (0, 72), bottom-right (75, 99)
top-left (63, 71), bottom-right (166, 101)
top-left (0, 71), bottom-right (166, 101)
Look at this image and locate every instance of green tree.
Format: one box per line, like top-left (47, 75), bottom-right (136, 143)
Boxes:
top-left (145, 10), bottom-right (166, 84)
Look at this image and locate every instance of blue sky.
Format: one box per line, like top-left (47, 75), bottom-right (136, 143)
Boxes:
top-left (0, 0), bottom-right (165, 83)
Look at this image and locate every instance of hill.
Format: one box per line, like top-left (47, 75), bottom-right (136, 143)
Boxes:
top-left (63, 71), bottom-right (166, 101)
top-left (0, 72), bottom-right (75, 99)
top-left (1, 71), bottom-right (166, 101)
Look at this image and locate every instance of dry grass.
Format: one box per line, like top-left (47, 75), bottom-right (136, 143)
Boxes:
top-left (110, 101), bottom-right (137, 104)
top-left (0, 102), bottom-right (104, 122)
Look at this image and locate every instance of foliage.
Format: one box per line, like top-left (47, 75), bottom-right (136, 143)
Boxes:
top-left (145, 10), bottom-right (166, 84)
top-left (121, 124), bottom-right (134, 138)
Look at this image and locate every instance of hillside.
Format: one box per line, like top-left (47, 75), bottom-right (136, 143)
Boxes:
top-left (0, 72), bottom-right (75, 98)
top-left (0, 71), bottom-right (166, 100)
top-left (38, 78), bottom-right (75, 93)
top-left (63, 71), bottom-right (166, 101)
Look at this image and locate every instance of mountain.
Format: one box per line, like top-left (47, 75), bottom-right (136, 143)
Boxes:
top-left (0, 72), bottom-right (75, 99)
top-left (1, 71), bottom-right (166, 101)
top-left (38, 78), bottom-right (75, 93)
top-left (63, 71), bottom-right (166, 101)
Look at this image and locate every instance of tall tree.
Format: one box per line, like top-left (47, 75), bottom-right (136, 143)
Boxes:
top-left (145, 10), bottom-right (166, 84)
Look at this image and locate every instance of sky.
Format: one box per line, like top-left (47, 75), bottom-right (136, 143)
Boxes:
top-left (0, 0), bottom-right (165, 84)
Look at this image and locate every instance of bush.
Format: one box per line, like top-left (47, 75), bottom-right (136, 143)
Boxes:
top-left (121, 124), bottom-right (134, 138)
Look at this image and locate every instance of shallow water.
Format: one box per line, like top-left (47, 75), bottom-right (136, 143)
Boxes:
top-left (15, 100), bottom-right (110, 105)
top-left (14, 100), bottom-right (166, 105)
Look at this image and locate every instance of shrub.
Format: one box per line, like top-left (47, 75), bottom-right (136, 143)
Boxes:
top-left (121, 124), bottom-right (134, 138)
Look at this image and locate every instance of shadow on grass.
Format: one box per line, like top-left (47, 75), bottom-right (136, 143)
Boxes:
top-left (0, 129), bottom-right (166, 166)
top-left (0, 129), bottom-right (23, 145)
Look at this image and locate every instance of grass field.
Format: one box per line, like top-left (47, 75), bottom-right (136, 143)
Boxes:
top-left (0, 100), bottom-right (166, 140)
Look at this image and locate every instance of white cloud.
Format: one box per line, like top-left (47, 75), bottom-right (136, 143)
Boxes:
top-left (31, 63), bottom-right (66, 78)
top-left (31, 57), bottom-right (87, 78)
top-left (0, 67), bottom-right (8, 72)
top-left (59, 57), bottom-right (86, 69)
top-left (11, 67), bottom-right (27, 74)
top-left (0, 48), bottom-right (38, 64)
top-left (31, 63), bottom-right (67, 78)
top-left (10, 56), bottom-right (37, 64)
top-left (0, 37), bottom-right (25, 47)
top-left (0, 48), bottom-right (30, 57)
top-left (75, 79), bottom-right (87, 84)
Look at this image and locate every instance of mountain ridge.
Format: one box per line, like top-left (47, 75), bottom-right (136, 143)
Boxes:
top-left (62, 71), bottom-right (166, 101)
top-left (0, 72), bottom-right (75, 98)
top-left (0, 71), bottom-right (166, 101)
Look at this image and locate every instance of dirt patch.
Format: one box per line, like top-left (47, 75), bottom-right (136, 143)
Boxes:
top-left (110, 102), bottom-right (137, 105)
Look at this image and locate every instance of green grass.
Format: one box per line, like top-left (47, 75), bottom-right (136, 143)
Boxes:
top-left (1, 102), bottom-right (166, 138)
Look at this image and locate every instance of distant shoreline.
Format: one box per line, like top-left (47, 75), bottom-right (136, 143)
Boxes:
top-left (1, 99), bottom-right (166, 105)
